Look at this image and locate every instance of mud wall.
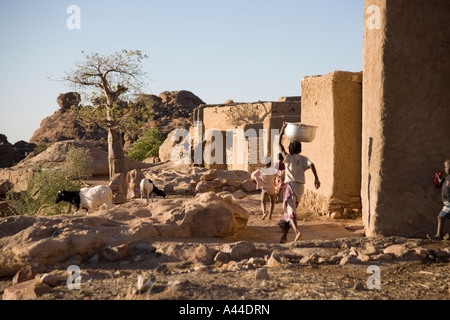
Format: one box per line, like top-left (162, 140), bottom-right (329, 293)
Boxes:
top-left (300, 71), bottom-right (362, 213)
top-left (199, 101), bottom-right (300, 132)
top-left (194, 101), bottom-right (300, 171)
top-left (362, 0), bottom-right (450, 237)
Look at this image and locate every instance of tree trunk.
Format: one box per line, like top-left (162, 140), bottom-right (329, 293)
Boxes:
top-left (107, 128), bottom-right (126, 180)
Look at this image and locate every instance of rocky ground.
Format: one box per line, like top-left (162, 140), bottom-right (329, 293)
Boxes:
top-left (1, 193), bottom-right (449, 302)
top-left (2, 90), bottom-right (447, 308)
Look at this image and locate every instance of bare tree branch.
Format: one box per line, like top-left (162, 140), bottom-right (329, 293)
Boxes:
top-left (54, 50), bottom-right (150, 178)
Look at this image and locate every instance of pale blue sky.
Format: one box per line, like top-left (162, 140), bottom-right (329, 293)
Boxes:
top-left (0, 0), bottom-right (364, 143)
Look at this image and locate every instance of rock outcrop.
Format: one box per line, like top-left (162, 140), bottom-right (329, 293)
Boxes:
top-left (0, 191), bottom-right (250, 277)
top-left (56, 92), bottom-right (81, 110)
top-left (141, 167), bottom-right (255, 197)
top-left (29, 92), bottom-right (107, 144)
top-left (144, 90), bottom-right (205, 137)
top-left (158, 90), bottom-right (204, 110)
top-left (28, 90), bottom-right (205, 156)
top-left (29, 109), bottom-right (107, 144)
top-left (0, 134), bottom-right (35, 168)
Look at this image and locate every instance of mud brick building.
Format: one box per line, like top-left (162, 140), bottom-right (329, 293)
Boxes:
top-left (300, 71), bottom-right (363, 215)
top-left (361, 0), bottom-right (450, 237)
top-left (296, 0), bottom-right (450, 237)
top-left (189, 0), bottom-right (450, 238)
top-left (191, 99), bottom-right (301, 172)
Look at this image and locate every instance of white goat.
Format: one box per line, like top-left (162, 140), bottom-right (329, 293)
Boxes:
top-left (140, 178), bottom-right (166, 203)
top-left (56, 185), bottom-right (114, 214)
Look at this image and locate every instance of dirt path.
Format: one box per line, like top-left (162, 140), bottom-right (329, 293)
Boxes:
top-left (232, 194), bottom-right (364, 243)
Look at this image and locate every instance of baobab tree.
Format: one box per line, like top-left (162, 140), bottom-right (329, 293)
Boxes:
top-left (59, 49), bottom-right (150, 179)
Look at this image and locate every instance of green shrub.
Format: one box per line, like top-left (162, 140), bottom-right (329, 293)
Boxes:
top-left (63, 146), bottom-right (94, 180)
top-left (34, 140), bottom-right (48, 154)
top-left (7, 169), bottom-right (82, 216)
top-left (126, 127), bottom-right (164, 161)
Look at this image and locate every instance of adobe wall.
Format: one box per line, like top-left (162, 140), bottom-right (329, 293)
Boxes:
top-left (201, 102), bottom-right (272, 131)
top-left (198, 101), bottom-right (301, 131)
top-left (193, 101), bottom-right (300, 171)
top-left (300, 71), bottom-right (362, 214)
top-left (362, 0), bottom-right (450, 237)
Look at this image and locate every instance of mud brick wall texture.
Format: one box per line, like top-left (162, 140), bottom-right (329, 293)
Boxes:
top-left (362, 0), bottom-right (450, 237)
top-left (300, 71), bottom-right (362, 214)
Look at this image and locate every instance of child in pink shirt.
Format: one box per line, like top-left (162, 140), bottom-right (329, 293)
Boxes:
top-left (251, 165), bottom-right (278, 220)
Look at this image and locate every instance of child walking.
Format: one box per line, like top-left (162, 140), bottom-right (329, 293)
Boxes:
top-left (278, 122), bottom-right (320, 243)
top-left (251, 163), bottom-right (278, 220)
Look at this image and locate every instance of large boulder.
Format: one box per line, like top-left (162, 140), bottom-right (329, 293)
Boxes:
top-left (0, 210), bottom-right (159, 277)
top-left (158, 128), bottom-right (191, 163)
top-left (0, 191), bottom-right (249, 277)
top-left (29, 109), bottom-right (107, 144)
top-left (150, 192), bottom-right (249, 238)
top-left (158, 126), bottom-right (191, 163)
top-left (107, 173), bottom-right (128, 204)
top-left (158, 90), bottom-right (205, 108)
top-left (56, 92), bottom-right (81, 110)
top-left (126, 168), bottom-right (146, 199)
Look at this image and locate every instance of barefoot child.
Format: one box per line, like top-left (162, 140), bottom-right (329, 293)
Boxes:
top-left (278, 122), bottom-right (320, 243)
top-left (251, 163), bottom-right (278, 220)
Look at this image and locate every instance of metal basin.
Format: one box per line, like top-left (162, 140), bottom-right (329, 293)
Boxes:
top-left (259, 167), bottom-right (278, 176)
top-left (284, 123), bottom-right (317, 143)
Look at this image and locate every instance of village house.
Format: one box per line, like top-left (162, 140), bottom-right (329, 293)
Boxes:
top-left (300, 71), bottom-right (363, 216)
top-left (185, 0), bottom-right (450, 239)
top-left (190, 98), bottom-right (301, 172)
top-left (189, 70), bottom-right (364, 218)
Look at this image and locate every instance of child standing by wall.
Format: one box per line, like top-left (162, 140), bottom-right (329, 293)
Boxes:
top-left (428, 159), bottom-right (450, 240)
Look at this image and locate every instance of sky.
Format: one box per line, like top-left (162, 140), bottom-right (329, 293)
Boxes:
top-left (0, 0), bottom-right (364, 144)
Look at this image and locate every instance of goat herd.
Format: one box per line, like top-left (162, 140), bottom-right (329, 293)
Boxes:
top-left (55, 178), bottom-right (166, 214)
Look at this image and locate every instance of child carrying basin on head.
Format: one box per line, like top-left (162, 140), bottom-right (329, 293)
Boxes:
top-left (278, 121), bottom-right (320, 243)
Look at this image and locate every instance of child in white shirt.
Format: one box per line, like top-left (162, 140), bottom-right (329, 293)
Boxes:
top-left (278, 122), bottom-right (320, 243)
